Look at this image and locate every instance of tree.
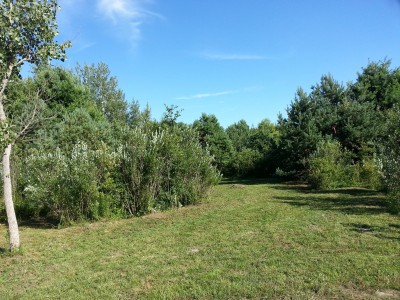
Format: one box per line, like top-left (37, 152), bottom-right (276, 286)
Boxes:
top-left (0, 0), bottom-right (70, 251)
top-left (277, 88), bottom-right (322, 175)
top-left (193, 113), bottom-right (234, 174)
top-left (76, 62), bottom-right (127, 125)
top-left (379, 107), bottom-right (400, 213)
top-left (226, 119), bottom-right (251, 152)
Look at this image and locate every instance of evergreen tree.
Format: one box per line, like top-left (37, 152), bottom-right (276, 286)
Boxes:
top-left (193, 113), bottom-right (234, 174)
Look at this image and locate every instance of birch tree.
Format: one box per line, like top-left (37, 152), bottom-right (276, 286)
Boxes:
top-left (0, 0), bottom-right (70, 251)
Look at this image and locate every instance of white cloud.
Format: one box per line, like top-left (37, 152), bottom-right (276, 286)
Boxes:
top-left (176, 90), bottom-right (236, 100)
top-left (200, 52), bottom-right (273, 61)
top-left (176, 86), bottom-right (262, 101)
top-left (96, 0), bottom-right (162, 46)
top-left (97, 0), bottom-right (140, 20)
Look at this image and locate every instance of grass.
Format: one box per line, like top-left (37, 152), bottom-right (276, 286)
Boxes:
top-left (0, 180), bottom-right (399, 299)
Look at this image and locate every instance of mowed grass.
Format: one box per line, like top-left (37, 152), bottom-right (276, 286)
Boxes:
top-left (0, 180), bottom-right (399, 299)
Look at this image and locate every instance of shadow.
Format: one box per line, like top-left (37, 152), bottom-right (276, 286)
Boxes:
top-left (269, 182), bottom-right (311, 193)
top-left (314, 188), bottom-right (382, 197)
top-left (272, 185), bottom-right (388, 215)
top-left (344, 222), bottom-right (400, 242)
top-left (390, 223), bottom-right (400, 229)
top-left (220, 177), bottom-right (286, 186)
top-left (0, 247), bottom-right (6, 254)
top-left (18, 217), bottom-right (59, 229)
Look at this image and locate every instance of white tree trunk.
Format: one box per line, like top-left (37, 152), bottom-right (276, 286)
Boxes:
top-left (0, 65), bottom-right (20, 251)
top-left (3, 143), bottom-right (19, 250)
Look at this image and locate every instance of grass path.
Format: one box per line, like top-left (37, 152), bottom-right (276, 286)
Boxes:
top-left (0, 180), bottom-right (399, 299)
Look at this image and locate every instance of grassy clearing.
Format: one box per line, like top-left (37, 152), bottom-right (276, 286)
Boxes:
top-left (0, 180), bottom-right (399, 299)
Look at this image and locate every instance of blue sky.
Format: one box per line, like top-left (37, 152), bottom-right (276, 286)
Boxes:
top-left (52, 0), bottom-right (400, 127)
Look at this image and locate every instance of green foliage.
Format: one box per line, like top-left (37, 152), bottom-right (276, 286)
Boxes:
top-left (119, 125), bottom-right (221, 215)
top-left (277, 88), bottom-right (324, 175)
top-left (351, 157), bottom-right (383, 190)
top-left (75, 62), bottom-right (128, 124)
top-left (308, 139), bottom-right (383, 190)
top-left (0, 0), bottom-right (70, 68)
top-left (34, 66), bottom-right (90, 110)
top-left (8, 74), bottom-right (220, 223)
top-left (193, 113), bottom-right (234, 175)
top-left (20, 141), bottom-right (120, 223)
top-left (226, 119), bottom-right (280, 177)
top-left (379, 108), bottom-right (400, 214)
top-left (161, 104), bottom-right (182, 128)
top-left (307, 139), bottom-right (352, 189)
top-left (277, 60), bottom-right (400, 182)
top-left (226, 119), bottom-right (251, 152)
top-left (231, 148), bottom-right (263, 177)
top-left (17, 120), bottom-right (220, 222)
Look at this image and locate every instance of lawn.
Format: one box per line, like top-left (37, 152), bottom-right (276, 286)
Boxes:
top-left (0, 180), bottom-right (399, 299)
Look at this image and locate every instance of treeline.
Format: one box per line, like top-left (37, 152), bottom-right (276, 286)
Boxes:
top-left (195, 60), bottom-right (400, 213)
top-left (1, 63), bottom-right (220, 224)
top-left (1, 59), bottom-right (399, 225)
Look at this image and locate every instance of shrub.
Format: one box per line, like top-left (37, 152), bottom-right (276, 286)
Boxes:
top-left (231, 148), bottom-right (263, 178)
top-left (378, 108), bottom-right (400, 214)
top-left (307, 140), bottom-right (351, 189)
top-left (352, 157), bottom-right (383, 190)
top-left (119, 126), bottom-right (220, 215)
top-left (307, 139), bottom-right (383, 190)
top-left (379, 145), bottom-right (400, 214)
top-left (19, 141), bottom-right (121, 223)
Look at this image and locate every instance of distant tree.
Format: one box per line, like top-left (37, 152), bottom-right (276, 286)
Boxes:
top-left (309, 74), bottom-right (344, 137)
top-left (248, 119), bottom-right (280, 175)
top-left (161, 104), bottom-right (182, 128)
top-left (76, 62), bottom-right (128, 124)
top-left (350, 60), bottom-right (400, 111)
top-left (277, 88), bottom-right (322, 175)
top-left (249, 119), bottom-right (279, 153)
top-left (193, 113), bottom-right (234, 174)
top-left (0, 0), bottom-right (70, 251)
top-left (34, 66), bottom-right (89, 110)
top-left (127, 100), bottom-right (155, 132)
top-left (226, 119), bottom-right (251, 152)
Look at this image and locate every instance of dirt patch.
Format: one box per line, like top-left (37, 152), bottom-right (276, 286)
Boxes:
top-left (231, 184), bottom-right (246, 189)
top-left (340, 286), bottom-right (400, 299)
top-left (376, 290), bottom-right (400, 298)
top-left (142, 212), bottom-right (169, 220)
top-left (189, 247), bottom-right (200, 254)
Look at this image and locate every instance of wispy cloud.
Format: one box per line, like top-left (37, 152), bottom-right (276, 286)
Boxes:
top-left (176, 86), bottom-right (262, 100)
top-left (200, 52), bottom-right (273, 61)
top-left (96, 0), bottom-right (162, 47)
top-left (176, 90), bottom-right (236, 100)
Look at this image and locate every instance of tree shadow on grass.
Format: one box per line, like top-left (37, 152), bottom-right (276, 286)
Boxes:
top-left (272, 184), bottom-right (388, 215)
top-left (18, 217), bottom-right (59, 229)
top-left (344, 223), bottom-right (400, 241)
top-left (220, 177), bottom-right (286, 186)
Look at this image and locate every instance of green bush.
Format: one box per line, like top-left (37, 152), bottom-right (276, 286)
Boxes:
top-left (380, 146), bottom-right (400, 214)
top-left (307, 139), bottom-right (352, 189)
top-left (378, 108), bottom-right (400, 214)
top-left (307, 139), bottom-right (383, 190)
top-left (231, 148), bottom-right (263, 178)
top-left (119, 126), bottom-right (221, 215)
top-left (387, 192), bottom-right (400, 214)
top-left (19, 141), bottom-right (120, 223)
top-left (351, 158), bottom-right (383, 190)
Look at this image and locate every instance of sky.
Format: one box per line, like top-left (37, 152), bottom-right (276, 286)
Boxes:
top-left (45, 0), bottom-right (400, 127)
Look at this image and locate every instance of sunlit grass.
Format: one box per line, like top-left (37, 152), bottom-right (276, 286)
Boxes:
top-left (1, 180), bottom-right (399, 299)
